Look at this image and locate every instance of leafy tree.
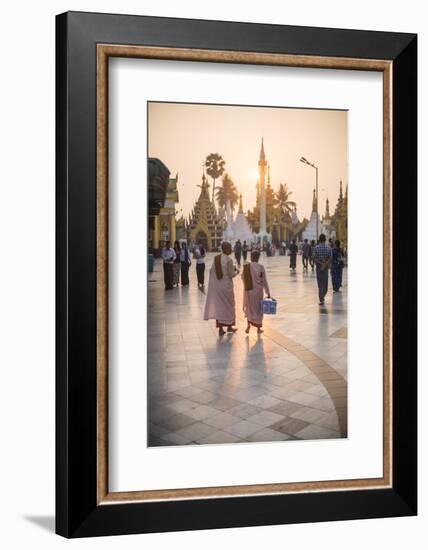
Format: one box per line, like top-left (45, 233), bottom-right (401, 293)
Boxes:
top-left (275, 183), bottom-right (296, 216)
top-left (215, 173), bottom-right (239, 212)
top-left (205, 153), bottom-right (226, 203)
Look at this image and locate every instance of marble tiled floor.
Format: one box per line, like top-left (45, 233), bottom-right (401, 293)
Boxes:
top-left (148, 253), bottom-right (347, 446)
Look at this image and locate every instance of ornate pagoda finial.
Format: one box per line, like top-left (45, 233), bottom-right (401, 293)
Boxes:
top-left (239, 193), bottom-right (243, 213)
top-left (259, 137), bottom-right (266, 165)
top-left (312, 188), bottom-right (317, 213)
top-left (198, 168), bottom-right (210, 198)
top-left (339, 179), bottom-right (343, 201)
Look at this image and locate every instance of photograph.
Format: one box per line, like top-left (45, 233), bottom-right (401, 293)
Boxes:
top-left (147, 101), bottom-right (348, 446)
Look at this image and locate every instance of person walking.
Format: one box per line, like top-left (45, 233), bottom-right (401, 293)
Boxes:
top-left (301, 238), bottom-right (310, 271)
top-left (242, 250), bottom-right (271, 334)
top-left (289, 239), bottom-right (298, 271)
top-left (194, 242), bottom-right (206, 288)
top-left (172, 241), bottom-right (181, 287)
top-left (330, 239), bottom-right (344, 292)
top-left (309, 239), bottom-right (316, 271)
top-left (161, 241), bottom-right (176, 290)
top-left (242, 240), bottom-right (249, 262)
top-left (180, 242), bottom-right (191, 286)
top-left (312, 233), bottom-right (332, 305)
top-left (234, 239), bottom-right (242, 266)
top-left (204, 241), bottom-right (239, 336)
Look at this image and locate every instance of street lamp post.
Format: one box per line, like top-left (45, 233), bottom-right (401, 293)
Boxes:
top-left (300, 156), bottom-right (319, 241)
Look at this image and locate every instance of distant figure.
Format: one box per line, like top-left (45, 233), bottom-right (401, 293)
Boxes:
top-left (313, 233), bottom-right (332, 305)
top-left (242, 250), bottom-right (271, 334)
top-left (301, 238), bottom-right (310, 271)
top-left (193, 242), bottom-right (206, 287)
top-left (309, 239), bottom-right (316, 271)
top-left (172, 241), bottom-right (181, 287)
top-left (281, 241), bottom-right (286, 256)
top-left (204, 241), bottom-right (239, 336)
top-left (331, 239), bottom-right (344, 292)
top-left (289, 239), bottom-right (298, 270)
top-left (180, 242), bottom-right (191, 286)
top-left (234, 239), bottom-right (242, 266)
top-left (161, 241), bottom-right (176, 290)
top-left (242, 240), bottom-right (249, 262)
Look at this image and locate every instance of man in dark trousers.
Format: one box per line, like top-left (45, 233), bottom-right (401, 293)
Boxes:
top-left (161, 241), bottom-right (176, 290)
top-left (289, 239), bottom-right (298, 271)
top-left (180, 242), bottom-right (191, 286)
top-left (312, 234), bottom-right (332, 305)
top-left (301, 238), bottom-right (310, 271)
top-left (234, 240), bottom-right (242, 266)
top-left (309, 239), bottom-right (316, 271)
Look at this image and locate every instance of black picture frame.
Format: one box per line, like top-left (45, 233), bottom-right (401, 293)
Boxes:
top-left (56, 11), bottom-right (417, 538)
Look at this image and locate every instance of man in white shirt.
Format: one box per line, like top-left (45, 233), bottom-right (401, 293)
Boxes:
top-left (161, 241), bottom-right (176, 290)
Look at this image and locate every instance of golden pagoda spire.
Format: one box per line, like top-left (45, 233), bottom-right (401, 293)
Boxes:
top-left (260, 137), bottom-right (266, 163)
top-left (239, 193), bottom-right (243, 213)
top-left (258, 138), bottom-right (267, 235)
top-left (324, 196), bottom-right (330, 220)
top-left (339, 179), bottom-right (343, 202)
top-left (312, 188), bottom-right (317, 213)
top-left (198, 166), bottom-right (210, 198)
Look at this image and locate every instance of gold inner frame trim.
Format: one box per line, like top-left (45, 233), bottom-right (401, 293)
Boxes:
top-left (96, 43), bottom-right (393, 504)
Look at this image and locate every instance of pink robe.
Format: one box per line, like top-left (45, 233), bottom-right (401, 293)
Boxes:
top-left (242, 262), bottom-right (270, 327)
top-left (204, 254), bottom-right (237, 326)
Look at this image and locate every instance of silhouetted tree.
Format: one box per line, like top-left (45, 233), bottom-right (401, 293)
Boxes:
top-left (205, 153), bottom-right (226, 203)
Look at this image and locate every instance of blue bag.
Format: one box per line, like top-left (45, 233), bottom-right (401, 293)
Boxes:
top-left (261, 298), bottom-right (277, 315)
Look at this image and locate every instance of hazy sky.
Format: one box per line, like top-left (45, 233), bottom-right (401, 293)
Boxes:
top-left (148, 102), bottom-right (347, 221)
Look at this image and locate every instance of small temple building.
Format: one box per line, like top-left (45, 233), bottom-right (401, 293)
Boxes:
top-left (186, 171), bottom-right (224, 250)
top-left (149, 159), bottom-right (179, 255)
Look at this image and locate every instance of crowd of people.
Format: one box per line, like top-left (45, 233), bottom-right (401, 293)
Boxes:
top-left (159, 234), bottom-right (345, 335)
top-left (160, 240), bottom-right (192, 290)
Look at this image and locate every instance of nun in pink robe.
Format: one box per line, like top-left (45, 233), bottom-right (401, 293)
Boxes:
top-left (242, 250), bottom-right (271, 333)
top-left (204, 242), bottom-right (239, 336)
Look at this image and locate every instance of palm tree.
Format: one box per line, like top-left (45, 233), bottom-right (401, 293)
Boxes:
top-left (216, 173), bottom-right (239, 235)
top-left (275, 183), bottom-right (296, 218)
top-left (215, 173), bottom-right (239, 211)
top-left (205, 153), bottom-right (226, 202)
top-left (274, 183), bottom-right (296, 241)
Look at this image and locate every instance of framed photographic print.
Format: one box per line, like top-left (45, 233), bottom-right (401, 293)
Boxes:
top-left (56, 11), bottom-right (417, 538)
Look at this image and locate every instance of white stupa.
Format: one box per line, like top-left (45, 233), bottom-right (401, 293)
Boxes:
top-left (223, 200), bottom-right (235, 241)
top-left (232, 194), bottom-right (254, 244)
top-left (302, 188), bottom-right (322, 241)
